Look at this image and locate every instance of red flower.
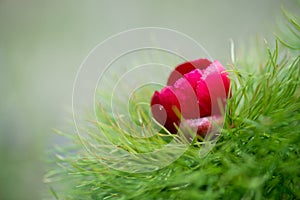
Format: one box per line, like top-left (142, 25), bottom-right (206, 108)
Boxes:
top-left (150, 58), bottom-right (230, 136)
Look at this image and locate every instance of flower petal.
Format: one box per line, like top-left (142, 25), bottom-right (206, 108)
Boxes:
top-left (196, 60), bottom-right (230, 116)
top-left (167, 58), bottom-right (212, 85)
top-left (185, 117), bottom-right (211, 137)
top-left (185, 116), bottom-right (223, 137)
top-left (173, 76), bottom-right (200, 119)
top-left (150, 87), bottom-right (181, 133)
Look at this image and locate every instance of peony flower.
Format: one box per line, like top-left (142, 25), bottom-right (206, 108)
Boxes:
top-left (150, 58), bottom-right (230, 136)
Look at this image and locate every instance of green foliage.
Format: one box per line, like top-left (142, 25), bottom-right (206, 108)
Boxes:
top-left (45, 10), bottom-right (300, 200)
top-left (276, 7), bottom-right (300, 52)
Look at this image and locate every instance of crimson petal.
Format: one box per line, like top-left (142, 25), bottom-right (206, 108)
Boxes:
top-left (167, 58), bottom-right (212, 85)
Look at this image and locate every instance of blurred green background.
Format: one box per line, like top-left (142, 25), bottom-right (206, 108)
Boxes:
top-left (0, 0), bottom-right (297, 199)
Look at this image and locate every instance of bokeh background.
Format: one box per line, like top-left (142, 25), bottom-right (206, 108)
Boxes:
top-left (0, 0), bottom-right (298, 199)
